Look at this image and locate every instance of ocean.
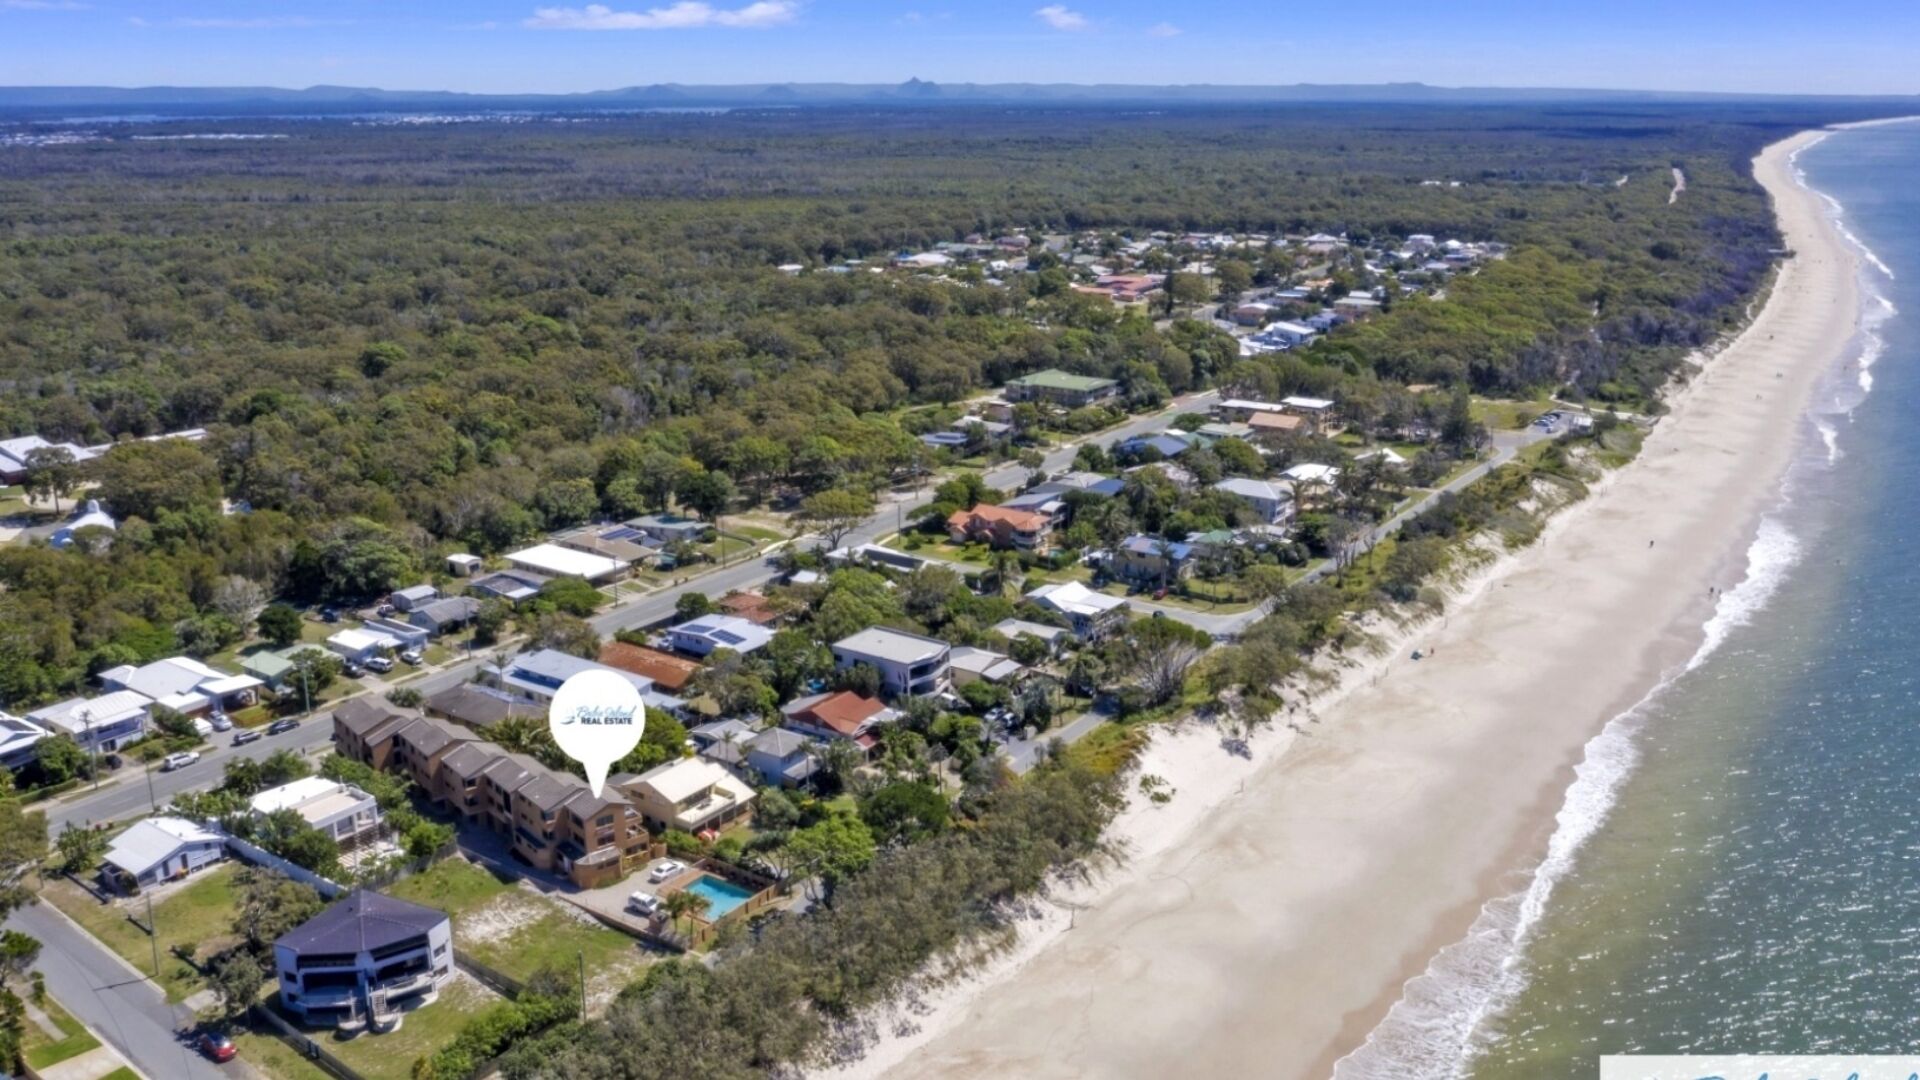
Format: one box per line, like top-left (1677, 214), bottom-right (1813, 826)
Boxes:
top-left (1338, 120), bottom-right (1920, 1079)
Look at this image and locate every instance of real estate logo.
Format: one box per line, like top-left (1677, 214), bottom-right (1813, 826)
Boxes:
top-left (547, 669), bottom-right (646, 797)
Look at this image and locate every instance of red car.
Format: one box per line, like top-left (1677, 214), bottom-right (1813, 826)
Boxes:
top-left (197, 1030), bottom-right (237, 1063)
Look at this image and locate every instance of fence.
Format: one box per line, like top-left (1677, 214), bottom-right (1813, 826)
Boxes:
top-left (453, 950), bottom-right (526, 1001)
top-left (249, 1001), bottom-right (368, 1080)
top-left (224, 834), bottom-right (346, 899)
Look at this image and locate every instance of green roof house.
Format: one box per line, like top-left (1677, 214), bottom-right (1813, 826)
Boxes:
top-left (1004, 369), bottom-right (1121, 408)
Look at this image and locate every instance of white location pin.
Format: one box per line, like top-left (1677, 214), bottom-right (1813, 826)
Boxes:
top-left (546, 668), bottom-right (647, 797)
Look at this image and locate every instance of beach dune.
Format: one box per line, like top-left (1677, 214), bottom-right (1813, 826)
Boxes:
top-left (867, 131), bottom-right (1858, 1080)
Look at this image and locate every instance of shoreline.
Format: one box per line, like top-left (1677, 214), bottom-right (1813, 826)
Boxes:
top-left (838, 127), bottom-right (1862, 1080)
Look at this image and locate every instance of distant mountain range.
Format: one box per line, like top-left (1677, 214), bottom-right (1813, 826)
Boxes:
top-left (1, 80), bottom-right (1913, 117)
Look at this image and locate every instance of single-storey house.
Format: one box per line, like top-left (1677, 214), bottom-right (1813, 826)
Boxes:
top-left (989, 618), bottom-right (1072, 654)
top-left (100, 816), bottom-right (226, 893)
top-left (389, 585), bottom-right (438, 613)
top-left (326, 627), bottom-right (406, 665)
top-left (555, 523), bottom-right (657, 566)
top-left (407, 597), bottom-right (481, 636)
top-left (1025, 582), bottom-right (1130, 641)
top-left (666, 614), bottom-right (775, 659)
top-left (597, 643), bottom-right (701, 693)
top-left (689, 718), bottom-right (758, 769)
top-left (482, 648), bottom-right (686, 717)
top-left (744, 728), bottom-right (817, 789)
top-left (98, 657), bottom-right (261, 718)
top-left (465, 569), bottom-right (551, 603)
top-left (423, 683), bottom-right (537, 731)
top-left (949, 646), bottom-right (1023, 686)
top-left (626, 513), bottom-right (709, 545)
top-left (505, 543), bottom-right (628, 583)
top-left (716, 592), bottom-right (782, 628)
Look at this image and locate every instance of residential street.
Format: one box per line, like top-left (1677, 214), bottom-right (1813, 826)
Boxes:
top-left (9, 900), bottom-right (227, 1080)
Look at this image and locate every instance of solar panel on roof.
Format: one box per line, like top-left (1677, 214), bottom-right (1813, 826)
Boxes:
top-left (601, 526), bottom-right (642, 541)
top-left (682, 622), bottom-right (714, 634)
top-left (711, 629), bottom-right (746, 646)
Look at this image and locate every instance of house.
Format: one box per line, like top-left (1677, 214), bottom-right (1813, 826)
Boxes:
top-left (1032, 471), bottom-right (1126, 500)
top-left (1247, 410), bottom-right (1307, 444)
top-left (239, 649), bottom-right (300, 691)
top-left (919, 431), bottom-right (971, 451)
top-left (423, 684), bottom-right (538, 732)
top-left (389, 585), bottom-right (438, 613)
top-left (689, 718), bottom-right (758, 769)
top-left (1000, 490), bottom-right (1069, 523)
top-left (383, 717), bottom-right (480, 795)
top-left (0, 435), bottom-right (90, 485)
top-left (465, 569), bottom-right (551, 603)
top-left (832, 627), bottom-right (952, 698)
top-left (1025, 582), bottom-right (1130, 641)
top-left (665, 615), bottom-right (775, 659)
top-left (1230, 301), bottom-right (1273, 326)
top-left (446, 553), bottom-right (484, 578)
top-left (744, 728), bottom-right (817, 789)
top-left (27, 691), bottom-right (151, 753)
top-left (1090, 274), bottom-right (1164, 303)
top-left (330, 699), bottom-right (417, 771)
top-left (1213, 398), bottom-right (1287, 422)
top-left (483, 649), bottom-right (686, 717)
top-left (555, 523), bottom-right (657, 566)
top-left (49, 500), bottom-right (116, 549)
top-left (597, 643), bottom-right (700, 693)
top-left (1117, 432), bottom-right (1196, 460)
top-left (780, 691), bottom-right (897, 754)
top-left (98, 657), bottom-right (262, 718)
top-left (250, 777), bottom-right (382, 848)
top-left (1213, 478), bottom-right (1295, 526)
top-left (1112, 535), bottom-right (1198, 586)
top-left (0, 713), bottom-right (47, 771)
top-left (1282, 463), bottom-right (1342, 487)
top-left (1195, 421), bottom-right (1253, 442)
top-left (100, 817), bottom-right (225, 893)
top-left (947, 503), bottom-right (1053, 552)
top-left (407, 597), bottom-right (480, 636)
top-left (626, 513), bottom-right (709, 545)
top-left (326, 627), bottom-right (406, 666)
top-left (989, 618), bottom-right (1071, 654)
top-left (716, 592), bottom-right (782, 628)
top-left (623, 758), bottom-right (757, 834)
top-left (1004, 369), bottom-right (1121, 408)
top-left (1355, 447), bottom-right (1409, 469)
top-left (505, 543), bottom-right (628, 583)
top-left (948, 646), bottom-right (1023, 686)
top-left (274, 890), bottom-right (454, 1033)
top-left (1259, 321), bottom-right (1317, 348)
top-left (1281, 396), bottom-right (1337, 432)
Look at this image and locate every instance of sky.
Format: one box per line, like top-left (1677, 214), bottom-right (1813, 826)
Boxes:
top-left (0, 0), bottom-right (1917, 96)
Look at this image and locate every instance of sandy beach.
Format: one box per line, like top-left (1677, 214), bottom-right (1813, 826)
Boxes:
top-left (851, 130), bottom-right (1862, 1080)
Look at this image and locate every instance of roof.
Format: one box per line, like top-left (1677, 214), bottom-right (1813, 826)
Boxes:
top-left (276, 889), bottom-right (448, 956)
top-left (949, 647), bottom-right (1023, 682)
top-left (1282, 395), bottom-right (1336, 410)
top-left (506, 543), bottom-right (627, 580)
top-left (949, 503), bottom-right (1050, 533)
top-left (1027, 581), bottom-right (1129, 618)
top-left (0, 713), bottom-right (46, 754)
top-left (628, 513), bottom-right (706, 533)
top-left (748, 727), bottom-right (812, 759)
top-left (103, 817), bottom-right (221, 876)
top-left (597, 643), bottom-right (700, 691)
top-left (990, 618), bottom-right (1070, 645)
top-left (631, 757), bottom-right (744, 804)
top-left (28, 691), bottom-right (153, 735)
top-left (468, 569), bottom-right (550, 599)
top-left (240, 651), bottom-right (297, 679)
top-left (393, 716), bottom-right (475, 759)
top-left (329, 628), bottom-right (402, 654)
top-left (412, 597), bottom-right (480, 626)
top-left (668, 615), bottom-right (776, 654)
top-left (1214, 477), bottom-right (1289, 503)
top-left (1120, 535), bottom-right (1197, 560)
top-left (425, 684), bottom-right (537, 729)
top-left (781, 690), bottom-right (892, 738)
top-left (1282, 463), bottom-right (1341, 484)
top-left (250, 778), bottom-right (371, 823)
top-left (332, 697), bottom-right (414, 739)
top-left (1008, 369), bottom-right (1118, 393)
top-left (98, 657), bottom-right (242, 702)
top-left (1220, 398), bottom-right (1286, 414)
top-left (1247, 411), bottom-right (1306, 432)
top-left (496, 649), bottom-right (655, 698)
top-left (436, 741), bottom-right (501, 780)
top-left (833, 626), bottom-right (950, 666)
top-left (393, 585), bottom-right (437, 603)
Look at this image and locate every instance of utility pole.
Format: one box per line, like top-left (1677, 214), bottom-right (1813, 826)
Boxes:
top-left (82, 710), bottom-right (98, 791)
top-left (578, 951), bottom-right (587, 1019)
top-left (146, 892), bottom-right (161, 977)
top-left (144, 757), bottom-right (158, 812)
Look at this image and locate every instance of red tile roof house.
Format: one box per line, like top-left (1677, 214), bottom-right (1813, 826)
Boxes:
top-left (947, 503), bottom-right (1053, 552)
top-left (780, 691), bottom-right (899, 757)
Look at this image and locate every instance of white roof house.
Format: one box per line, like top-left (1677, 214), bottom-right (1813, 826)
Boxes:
top-left (50, 499), bottom-right (116, 548)
top-left (1355, 448), bottom-right (1408, 468)
top-left (1281, 395), bottom-right (1336, 412)
top-left (1282, 463), bottom-right (1342, 486)
top-left (1213, 477), bottom-right (1290, 503)
top-left (326, 628), bottom-right (405, 662)
top-left (990, 618), bottom-right (1071, 648)
top-left (665, 615), bottom-right (775, 658)
top-left (624, 757), bottom-right (758, 832)
top-left (250, 777), bottom-right (381, 842)
top-left (505, 543), bottom-right (627, 582)
top-left (1026, 581), bottom-right (1128, 619)
top-left (0, 712), bottom-right (48, 771)
top-left (28, 690), bottom-right (153, 748)
top-left (949, 646), bottom-right (1023, 685)
top-left (97, 657), bottom-right (261, 715)
top-left (101, 816), bottom-right (226, 887)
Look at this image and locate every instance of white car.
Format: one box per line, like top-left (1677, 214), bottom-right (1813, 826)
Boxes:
top-left (648, 860), bottom-right (686, 883)
top-left (160, 751), bottom-right (201, 772)
top-left (399, 648), bottom-right (424, 666)
top-left (364, 655), bottom-right (395, 674)
top-left (209, 714), bottom-right (234, 733)
top-left (627, 891), bottom-right (662, 917)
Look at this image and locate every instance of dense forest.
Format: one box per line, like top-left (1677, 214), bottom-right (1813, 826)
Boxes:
top-left (0, 102), bottom-right (1855, 706)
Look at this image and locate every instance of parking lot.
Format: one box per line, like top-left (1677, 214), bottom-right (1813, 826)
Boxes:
top-left (557, 855), bottom-right (695, 935)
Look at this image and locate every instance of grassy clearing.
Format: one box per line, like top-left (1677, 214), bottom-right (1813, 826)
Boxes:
top-left (1062, 722), bottom-right (1148, 778)
top-left (322, 976), bottom-right (501, 1080)
top-left (1471, 396), bottom-right (1555, 430)
top-left (21, 993), bottom-right (101, 1071)
top-left (232, 1031), bottom-right (334, 1080)
top-left (98, 1068), bottom-right (139, 1080)
top-left (42, 864), bottom-right (242, 1002)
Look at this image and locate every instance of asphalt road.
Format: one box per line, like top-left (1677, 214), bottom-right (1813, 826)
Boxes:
top-left (10, 900), bottom-right (229, 1080)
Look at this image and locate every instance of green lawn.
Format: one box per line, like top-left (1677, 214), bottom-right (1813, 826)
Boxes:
top-left (233, 1031), bottom-right (334, 1080)
top-left (1471, 396), bottom-right (1555, 431)
top-left (320, 977), bottom-right (500, 1080)
top-left (99, 1068), bottom-right (139, 1080)
top-left (43, 864), bottom-right (243, 1002)
top-left (387, 860), bottom-right (646, 1011)
top-left (21, 993), bottom-right (101, 1071)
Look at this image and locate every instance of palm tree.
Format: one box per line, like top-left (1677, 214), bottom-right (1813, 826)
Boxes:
top-left (663, 889), bottom-right (711, 940)
top-left (984, 549), bottom-right (1025, 598)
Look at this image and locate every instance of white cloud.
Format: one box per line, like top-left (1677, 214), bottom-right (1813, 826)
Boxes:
top-left (1146, 21), bottom-right (1180, 37)
top-left (1032, 4), bottom-right (1086, 31)
top-left (1, 0), bottom-right (90, 9)
top-left (525, 1), bottom-right (798, 30)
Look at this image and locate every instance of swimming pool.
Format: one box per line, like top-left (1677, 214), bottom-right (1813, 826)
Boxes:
top-left (682, 874), bottom-right (755, 920)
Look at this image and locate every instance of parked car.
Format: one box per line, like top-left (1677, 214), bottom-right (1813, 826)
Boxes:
top-left (320, 607), bottom-right (341, 623)
top-left (232, 729), bottom-right (263, 747)
top-left (376, 603), bottom-right (396, 617)
top-left (342, 661), bottom-right (367, 678)
top-left (266, 717), bottom-right (300, 736)
top-left (648, 860), bottom-right (686, 883)
top-left (399, 647), bottom-right (424, 666)
top-left (160, 751), bottom-right (200, 772)
top-left (209, 714), bottom-right (234, 732)
top-left (197, 1029), bottom-right (237, 1063)
top-left (364, 655), bottom-right (395, 674)
top-left (627, 891), bottom-right (662, 917)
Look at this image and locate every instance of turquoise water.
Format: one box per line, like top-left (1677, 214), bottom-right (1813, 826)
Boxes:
top-left (1339, 120), bottom-right (1920, 1079)
top-left (684, 874), bottom-right (755, 919)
